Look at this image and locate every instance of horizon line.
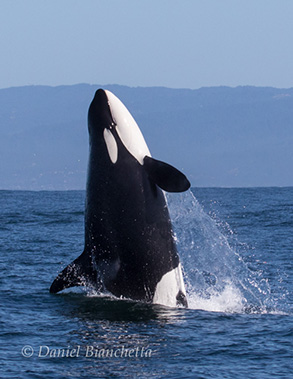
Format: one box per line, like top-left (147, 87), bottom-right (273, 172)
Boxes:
top-left (1, 83), bottom-right (293, 92)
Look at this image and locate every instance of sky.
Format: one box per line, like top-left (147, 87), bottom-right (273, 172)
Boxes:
top-left (1, 0), bottom-right (293, 90)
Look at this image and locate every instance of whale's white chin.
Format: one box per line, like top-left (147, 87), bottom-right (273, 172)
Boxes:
top-left (105, 90), bottom-right (151, 164)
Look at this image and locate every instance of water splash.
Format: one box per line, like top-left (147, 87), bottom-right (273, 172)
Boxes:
top-left (63, 190), bottom-right (284, 314)
top-left (167, 190), bottom-right (274, 314)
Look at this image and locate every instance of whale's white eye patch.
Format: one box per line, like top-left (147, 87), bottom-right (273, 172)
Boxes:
top-left (103, 128), bottom-right (118, 164)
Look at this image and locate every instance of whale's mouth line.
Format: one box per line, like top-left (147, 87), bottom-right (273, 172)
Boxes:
top-left (105, 94), bottom-right (117, 131)
top-left (99, 90), bottom-right (116, 131)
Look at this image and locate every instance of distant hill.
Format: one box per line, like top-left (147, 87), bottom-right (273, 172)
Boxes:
top-left (1, 84), bottom-right (293, 189)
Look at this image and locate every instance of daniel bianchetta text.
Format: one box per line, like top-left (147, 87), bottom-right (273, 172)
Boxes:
top-left (21, 345), bottom-right (153, 358)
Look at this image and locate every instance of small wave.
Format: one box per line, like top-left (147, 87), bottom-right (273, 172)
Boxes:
top-left (58, 283), bottom-right (289, 315)
top-left (186, 283), bottom-right (289, 315)
top-left (187, 282), bottom-right (245, 313)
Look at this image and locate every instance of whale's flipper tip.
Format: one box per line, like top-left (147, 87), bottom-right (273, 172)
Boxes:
top-left (49, 251), bottom-right (96, 294)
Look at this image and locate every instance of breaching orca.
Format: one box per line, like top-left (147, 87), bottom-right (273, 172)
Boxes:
top-left (50, 89), bottom-right (190, 307)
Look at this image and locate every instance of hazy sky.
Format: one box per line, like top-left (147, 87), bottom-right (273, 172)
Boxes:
top-left (1, 0), bottom-right (293, 89)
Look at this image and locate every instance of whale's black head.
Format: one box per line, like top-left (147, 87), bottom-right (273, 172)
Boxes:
top-left (88, 89), bottom-right (115, 138)
top-left (87, 89), bottom-right (151, 165)
top-left (86, 89), bottom-right (190, 192)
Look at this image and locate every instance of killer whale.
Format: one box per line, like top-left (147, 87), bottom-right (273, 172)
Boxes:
top-left (50, 89), bottom-right (190, 307)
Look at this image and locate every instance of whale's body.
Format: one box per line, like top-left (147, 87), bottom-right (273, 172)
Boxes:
top-left (50, 89), bottom-right (190, 307)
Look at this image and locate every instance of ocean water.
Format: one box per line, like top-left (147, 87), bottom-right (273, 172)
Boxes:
top-left (0, 188), bottom-right (292, 378)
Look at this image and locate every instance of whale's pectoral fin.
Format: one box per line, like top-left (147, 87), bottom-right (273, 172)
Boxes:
top-left (143, 156), bottom-right (190, 192)
top-left (49, 251), bottom-right (96, 294)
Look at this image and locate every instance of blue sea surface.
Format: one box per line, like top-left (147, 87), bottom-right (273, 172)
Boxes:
top-left (0, 188), bottom-right (292, 378)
